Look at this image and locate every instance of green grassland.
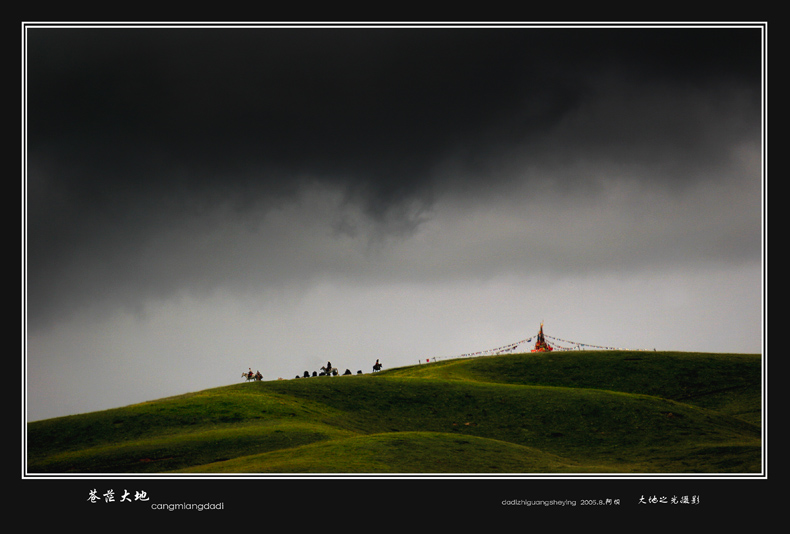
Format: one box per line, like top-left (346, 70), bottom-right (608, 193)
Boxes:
top-left (26, 351), bottom-right (763, 474)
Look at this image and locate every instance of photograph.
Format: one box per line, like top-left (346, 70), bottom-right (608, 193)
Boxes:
top-left (22, 21), bottom-right (767, 519)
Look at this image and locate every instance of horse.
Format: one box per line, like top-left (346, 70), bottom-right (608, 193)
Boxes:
top-left (372, 362), bottom-right (383, 372)
top-left (242, 372), bottom-right (263, 382)
top-left (320, 366), bottom-right (338, 376)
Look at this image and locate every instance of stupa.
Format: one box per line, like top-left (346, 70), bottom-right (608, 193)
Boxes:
top-left (531, 322), bottom-right (553, 352)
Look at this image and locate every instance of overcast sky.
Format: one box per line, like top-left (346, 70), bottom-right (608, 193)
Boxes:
top-left (24, 23), bottom-right (765, 422)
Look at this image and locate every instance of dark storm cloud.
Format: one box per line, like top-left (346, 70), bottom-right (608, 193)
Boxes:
top-left (27, 27), bottom-right (760, 193)
top-left (25, 25), bottom-right (763, 329)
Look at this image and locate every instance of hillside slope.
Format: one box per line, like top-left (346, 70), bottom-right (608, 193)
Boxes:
top-left (26, 351), bottom-right (762, 474)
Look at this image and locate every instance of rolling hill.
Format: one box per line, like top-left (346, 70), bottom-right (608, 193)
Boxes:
top-left (26, 350), bottom-right (763, 474)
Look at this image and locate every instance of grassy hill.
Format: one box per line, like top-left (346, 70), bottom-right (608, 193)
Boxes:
top-left (26, 351), bottom-right (763, 474)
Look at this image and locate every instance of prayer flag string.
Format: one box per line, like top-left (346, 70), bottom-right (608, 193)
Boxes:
top-left (422, 327), bottom-right (651, 364)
